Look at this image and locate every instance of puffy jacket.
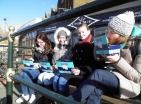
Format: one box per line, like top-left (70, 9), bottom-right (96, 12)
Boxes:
top-left (106, 39), bottom-right (141, 99)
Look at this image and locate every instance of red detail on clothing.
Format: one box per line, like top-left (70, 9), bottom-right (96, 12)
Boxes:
top-left (78, 34), bottom-right (92, 44)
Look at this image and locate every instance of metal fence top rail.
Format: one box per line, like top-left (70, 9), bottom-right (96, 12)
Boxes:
top-left (0, 0), bottom-right (134, 42)
top-left (0, 45), bottom-right (33, 48)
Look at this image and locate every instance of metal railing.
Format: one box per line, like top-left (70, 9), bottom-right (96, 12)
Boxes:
top-left (0, 0), bottom-right (135, 104)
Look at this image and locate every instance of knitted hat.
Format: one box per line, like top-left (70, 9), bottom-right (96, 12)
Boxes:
top-left (57, 30), bottom-right (67, 37)
top-left (108, 11), bottom-right (135, 37)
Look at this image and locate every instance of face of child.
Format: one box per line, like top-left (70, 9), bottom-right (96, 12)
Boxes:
top-left (107, 29), bottom-right (120, 44)
top-left (36, 38), bottom-right (45, 47)
top-left (77, 26), bottom-right (90, 40)
top-left (58, 35), bottom-right (67, 45)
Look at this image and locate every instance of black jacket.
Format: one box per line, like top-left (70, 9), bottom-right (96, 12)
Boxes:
top-left (61, 37), bottom-right (105, 86)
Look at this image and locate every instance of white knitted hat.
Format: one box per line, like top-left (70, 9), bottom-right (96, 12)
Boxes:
top-left (108, 11), bottom-right (135, 37)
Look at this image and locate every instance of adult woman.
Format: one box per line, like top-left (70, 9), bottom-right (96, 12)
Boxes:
top-left (16, 32), bottom-right (54, 104)
top-left (37, 27), bottom-right (72, 104)
top-left (53, 23), bottom-right (105, 97)
top-left (68, 11), bottom-right (141, 104)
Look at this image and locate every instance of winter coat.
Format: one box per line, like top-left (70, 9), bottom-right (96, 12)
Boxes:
top-left (106, 39), bottom-right (141, 99)
top-left (52, 27), bottom-right (72, 64)
top-left (52, 44), bottom-right (73, 64)
top-left (61, 36), bottom-right (106, 86)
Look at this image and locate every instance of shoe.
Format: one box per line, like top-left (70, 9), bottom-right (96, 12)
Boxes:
top-left (15, 94), bottom-right (29, 103)
top-left (27, 94), bottom-right (36, 104)
top-left (27, 99), bottom-right (36, 104)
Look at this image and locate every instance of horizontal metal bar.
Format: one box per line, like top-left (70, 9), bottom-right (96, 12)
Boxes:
top-left (2, 62), bottom-right (22, 65)
top-left (0, 0), bottom-right (134, 41)
top-left (0, 68), bottom-right (6, 74)
top-left (0, 45), bottom-right (33, 49)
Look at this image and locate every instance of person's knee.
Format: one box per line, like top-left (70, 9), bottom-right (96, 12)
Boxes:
top-left (59, 77), bottom-right (69, 91)
top-left (94, 69), bottom-right (102, 74)
top-left (37, 73), bottom-right (45, 84)
top-left (53, 75), bottom-right (59, 82)
top-left (59, 77), bottom-right (67, 85)
top-left (22, 72), bottom-right (29, 79)
top-left (92, 69), bottom-right (104, 77)
top-left (18, 70), bottom-right (24, 78)
top-left (44, 79), bottom-right (53, 85)
top-left (92, 69), bottom-right (106, 81)
top-left (43, 74), bottom-right (54, 85)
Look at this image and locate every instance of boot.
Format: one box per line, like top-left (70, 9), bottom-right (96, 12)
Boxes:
top-left (60, 90), bottom-right (69, 97)
top-left (44, 84), bottom-right (55, 104)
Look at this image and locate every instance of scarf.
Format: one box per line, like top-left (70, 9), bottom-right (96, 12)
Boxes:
top-left (77, 34), bottom-right (92, 44)
top-left (35, 46), bottom-right (45, 53)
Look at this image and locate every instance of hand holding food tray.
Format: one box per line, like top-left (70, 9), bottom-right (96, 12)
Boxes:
top-left (40, 61), bottom-right (52, 72)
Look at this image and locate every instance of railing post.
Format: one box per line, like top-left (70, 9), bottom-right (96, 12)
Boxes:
top-left (0, 51), bottom-right (2, 63)
top-left (6, 26), bottom-right (15, 104)
top-left (32, 44), bottom-right (34, 58)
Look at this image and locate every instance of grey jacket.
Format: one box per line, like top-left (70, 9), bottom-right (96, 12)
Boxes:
top-left (106, 39), bottom-right (141, 99)
top-left (52, 27), bottom-right (73, 64)
top-left (52, 44), bottom-right (73, 64)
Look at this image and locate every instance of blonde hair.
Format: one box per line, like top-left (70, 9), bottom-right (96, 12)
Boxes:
top-left (77, 23), bottom-right (90, 30)
top-left (114, 35), bottom-right (130, 45)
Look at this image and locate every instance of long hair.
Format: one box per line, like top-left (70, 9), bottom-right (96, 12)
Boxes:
top-left (35, 32), bottom-right (52, 53)
top-left (114, 35), bottom-right (130, 45)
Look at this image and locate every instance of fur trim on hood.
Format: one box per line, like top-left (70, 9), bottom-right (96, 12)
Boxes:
top-left (54, 27), bottom-right (71, 45)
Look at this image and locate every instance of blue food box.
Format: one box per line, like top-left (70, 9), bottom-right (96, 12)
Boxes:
top-left (40, 61), bottom-right (52, 72)
top-left (94, 34), bottom-right (120, 55)
top-left (22, 59), bottom-right (35, 70)
top-left (56, 60), bottom-right (74, 74)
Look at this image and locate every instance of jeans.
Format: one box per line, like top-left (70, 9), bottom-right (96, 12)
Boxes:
top-left (19, 69), bottom-right (41, 96)
top-left (68, 69), bottom-right (119, 104)
top-left (37, 71), bottom-right (59, 85)
top-left (53, 74), bottom-right (69, 91)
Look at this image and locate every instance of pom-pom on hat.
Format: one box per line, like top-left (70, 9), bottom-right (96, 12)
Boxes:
top-left (108, 11), bottom-right (135, 37)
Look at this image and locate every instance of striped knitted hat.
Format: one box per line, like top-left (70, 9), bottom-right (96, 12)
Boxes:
top-left (108, 11), bottom-right (135, 37)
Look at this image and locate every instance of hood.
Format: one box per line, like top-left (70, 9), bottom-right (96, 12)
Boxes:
top-left (54, 27), bottom-right (71, 45)
top-left (130, 25), bottom-right (141, 39)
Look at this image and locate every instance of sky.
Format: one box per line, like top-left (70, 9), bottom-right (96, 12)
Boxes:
top-left (0, 0), bottom-right (58, 32)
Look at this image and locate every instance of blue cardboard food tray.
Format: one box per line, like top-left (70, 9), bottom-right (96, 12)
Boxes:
top-left (56, 60), bottom-right (74, 74)
top-left (94, 34), bottom-right (120, 55)
top-left (40, 61), bottom-right (52, 72)
top-left (22, 59), bottom-right (35, 70)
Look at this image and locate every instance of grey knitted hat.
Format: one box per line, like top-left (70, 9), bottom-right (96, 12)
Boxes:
top-left (57, 30), bottom-right (67, 37)
top-left (108, 11), bottom-right (135, 37)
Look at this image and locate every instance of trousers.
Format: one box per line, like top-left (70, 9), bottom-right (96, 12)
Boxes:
top-left (68, 69), bottom-right (119, 104)
top-left (19, 69), bottom-right (40, 96)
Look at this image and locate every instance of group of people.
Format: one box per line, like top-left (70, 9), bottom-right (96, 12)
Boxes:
top-left (16, 11), bottom-right (141, 104)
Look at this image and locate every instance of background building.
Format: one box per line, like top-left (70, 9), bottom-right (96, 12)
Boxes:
top-left (18, 0), bottom-right (95, 56)
top-left (57, 0), bottom-right (94, 13)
